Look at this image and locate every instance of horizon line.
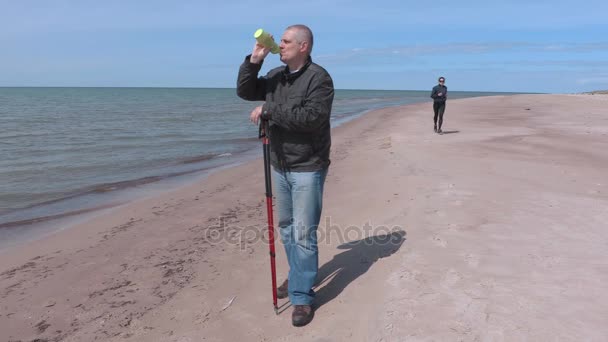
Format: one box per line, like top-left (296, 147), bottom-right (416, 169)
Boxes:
top-left (0, 86), bottom-right (540, 94)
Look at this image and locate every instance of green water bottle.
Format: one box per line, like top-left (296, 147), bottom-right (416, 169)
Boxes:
top-left (254, 29), bottom-right (280, 54)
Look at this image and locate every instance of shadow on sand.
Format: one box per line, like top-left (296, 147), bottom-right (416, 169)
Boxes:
top-left (313, 230), bottom-right (407, 309)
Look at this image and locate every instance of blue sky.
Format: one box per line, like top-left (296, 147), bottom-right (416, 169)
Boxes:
top-left (1, 0), bottom-right (607, 93)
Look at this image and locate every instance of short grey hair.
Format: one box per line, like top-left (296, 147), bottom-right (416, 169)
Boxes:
top-left (287, 24), bottom-right (314, 54)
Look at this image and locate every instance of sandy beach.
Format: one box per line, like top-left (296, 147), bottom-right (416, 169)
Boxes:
top-left (1, 94), bottom-right (607, 341)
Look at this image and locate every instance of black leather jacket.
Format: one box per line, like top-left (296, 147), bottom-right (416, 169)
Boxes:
top-left (237, 55), bottom-right (334, 171)
top-left (431, 84), bottom-right (448, 102)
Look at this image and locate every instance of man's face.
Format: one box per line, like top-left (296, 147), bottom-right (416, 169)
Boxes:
top-left (279, 29), bottom-right (305, 65)
top-left (439, 79), bottom-right (445, 85)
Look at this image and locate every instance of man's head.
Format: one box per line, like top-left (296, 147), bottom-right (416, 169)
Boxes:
top-left (280, 25), bottom-right (314, 70)
top-left (438, 77), bottom-right (445, 85)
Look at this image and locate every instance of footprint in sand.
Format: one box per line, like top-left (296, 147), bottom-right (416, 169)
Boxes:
top-left (464, 253), bottom-right (480, 268)
top-left (440, 183), bottom-right (474, 203)
top-left (441, 268), bottom-right (462, 288)
top-left (446, 223), bottom-right (461, 232)
top-left (434, 210), bottom-right (446, 218)
top-left (431, 235), bottom-right (447, 247)
top-left (378, 136), bottom-right (392, 149)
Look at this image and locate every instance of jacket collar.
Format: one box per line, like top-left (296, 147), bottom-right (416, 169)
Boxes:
top-left (282, 56), bottom-right (313, 80)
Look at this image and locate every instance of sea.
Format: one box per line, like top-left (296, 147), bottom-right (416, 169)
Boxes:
top-left (0, 87), bottom-right (516, 249)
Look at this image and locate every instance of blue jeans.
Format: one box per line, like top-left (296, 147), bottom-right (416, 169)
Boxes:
top-left (272, 167), bottom-right (328, 305)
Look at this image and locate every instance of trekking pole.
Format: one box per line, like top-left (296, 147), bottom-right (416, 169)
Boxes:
top-left (259, 119), bottom-right (279, 314)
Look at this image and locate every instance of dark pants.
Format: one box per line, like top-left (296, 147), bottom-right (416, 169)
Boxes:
top-left (433, 101), bottom-right (446, 129)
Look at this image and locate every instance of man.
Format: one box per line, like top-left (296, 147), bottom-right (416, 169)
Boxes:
top-left (430, 76), bottom-right (448, 134)
top-left (236, 24), bottom-right (334, 327)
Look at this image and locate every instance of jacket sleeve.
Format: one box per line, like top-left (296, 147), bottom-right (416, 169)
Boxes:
top-left (236, 55), bottom-right (267, 101)
top-left (430, 86), bottom-right (438, 99)
top-left (262, 73), bottom-right (334, 133)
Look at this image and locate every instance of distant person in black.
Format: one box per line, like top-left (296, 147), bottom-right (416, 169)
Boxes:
top-left (430, 77), bottom-right (447, 134)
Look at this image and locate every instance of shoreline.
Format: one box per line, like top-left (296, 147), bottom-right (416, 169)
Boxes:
top-left (0, 98), bottom-right (433, 253)
top-left (0, 149), bottom-right (261, 253)
top-left (2, 93), bottom-right (606, 341)
top-left (0, 89), bottom-right (521, 234)
top-left (0, 91), bottom-right (582, 251)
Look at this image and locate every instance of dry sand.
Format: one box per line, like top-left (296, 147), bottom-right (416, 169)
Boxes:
top-left (1, 94), bottom-right (607, 342)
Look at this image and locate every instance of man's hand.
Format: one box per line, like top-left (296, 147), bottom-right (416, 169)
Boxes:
top-left (437, 92), bottom-right (443, 96)
top-left (250, 105), bottom-right (263, 125)
top-left (250, 40), bottom-right (272, 64)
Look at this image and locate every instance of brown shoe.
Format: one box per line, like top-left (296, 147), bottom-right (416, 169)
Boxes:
top-left (292, 305), bottom-right (314, 327)
top-left (277, 279), bottom-right (288, 299)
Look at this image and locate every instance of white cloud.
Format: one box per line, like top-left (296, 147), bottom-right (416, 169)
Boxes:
top-left (576, 76), bottom-right (608, 85)
top-left (317, 42), bottom-right (608, 63)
